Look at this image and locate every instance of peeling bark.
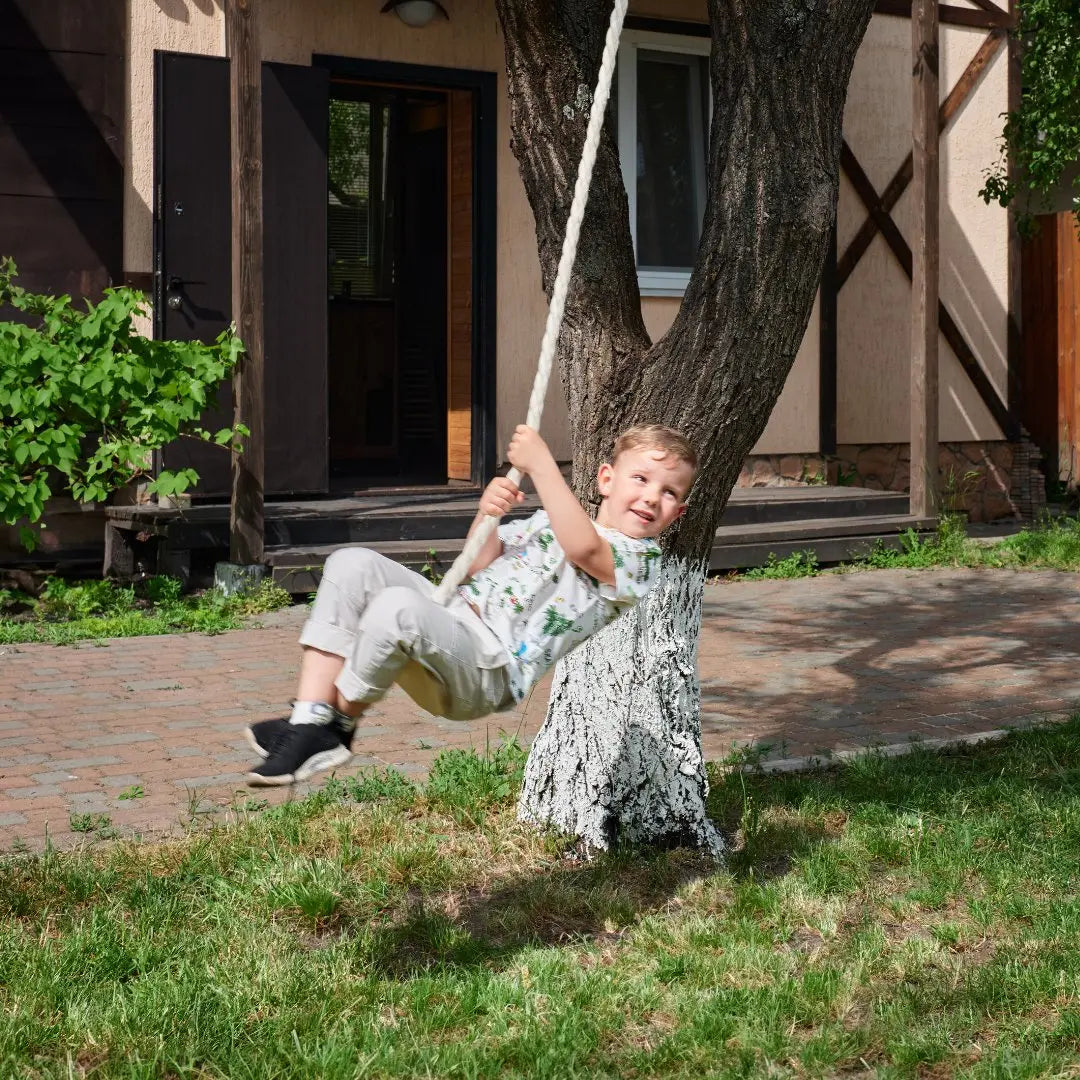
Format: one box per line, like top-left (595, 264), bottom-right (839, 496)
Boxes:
top-left (496, 0), bottom-right (876, 852)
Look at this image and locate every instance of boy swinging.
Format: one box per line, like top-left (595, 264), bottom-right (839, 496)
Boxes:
top-left (245, 423), bottom-right (696, 785)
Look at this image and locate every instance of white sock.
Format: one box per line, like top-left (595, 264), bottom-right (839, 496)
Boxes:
top-left (289, 700), bottom-right (333, 725)
top-left (289, 700), bottom-right (355, 729)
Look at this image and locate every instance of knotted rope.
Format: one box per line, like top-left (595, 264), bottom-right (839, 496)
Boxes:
top-left (434, 0), bottom-right (630, 604)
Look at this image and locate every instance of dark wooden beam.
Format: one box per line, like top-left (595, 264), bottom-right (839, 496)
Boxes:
top-left (910, 0), bottom-right (939, 518)
top-left (819, 224), bottom-right (838, 455)
top-left (874, 0), bottom-right (1013, 29)
top-left (1006, 0), bottom-right (1023, 425)
top-left (838, 29), bottom-right (1005, 288)
top-left (226, 0), bottom-right (265, 564)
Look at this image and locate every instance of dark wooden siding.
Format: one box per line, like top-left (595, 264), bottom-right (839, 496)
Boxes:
top-left (0, 0), bottom-right (124, 304)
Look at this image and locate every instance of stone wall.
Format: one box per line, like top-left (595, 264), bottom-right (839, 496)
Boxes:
top-left (737, 440), bottom-right (1047, 523)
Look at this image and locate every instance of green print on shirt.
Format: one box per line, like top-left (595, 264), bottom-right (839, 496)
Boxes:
top-left (541, 605), bottom-right (577, 637)
top-left (537, 529), bottom-right (555, 552)
top-left (638, 546), bottom-right (661, 583)
top-left (503, 585), bottom-right (524, 614)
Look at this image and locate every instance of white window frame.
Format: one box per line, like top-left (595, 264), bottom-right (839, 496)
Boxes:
top-left (616, 28), bottom-right (711, 297)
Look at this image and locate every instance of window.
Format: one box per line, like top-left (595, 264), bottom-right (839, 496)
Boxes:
top-left (327, 96), bottom-right (394, 299)
top-left (615, 29), bottom-right (710, 296)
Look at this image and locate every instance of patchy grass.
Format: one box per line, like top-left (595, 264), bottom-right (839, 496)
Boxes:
top-left (727, 514), bottom-right (1080, 580)
top-left (2, 722), bottom-right (1080, 1077)
top-left (0, 575), bottom-right (292, 645)
top-left (742, 550), bottom-right (820, 580)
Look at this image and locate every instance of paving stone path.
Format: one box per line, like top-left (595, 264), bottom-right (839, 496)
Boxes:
top-left (2, 567), bottom-right (1078, 851)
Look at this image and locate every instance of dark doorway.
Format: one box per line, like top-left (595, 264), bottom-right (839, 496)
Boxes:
top-left (327, 82), bottom-right (449, 488)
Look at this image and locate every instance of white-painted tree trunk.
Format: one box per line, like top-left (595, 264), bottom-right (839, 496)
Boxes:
top-left (518, 556), bottom-right (724, 858)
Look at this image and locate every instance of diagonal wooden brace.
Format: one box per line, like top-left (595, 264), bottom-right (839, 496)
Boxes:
top-left (840, 141), bottom-right (1019, 440)
top-left (838, 28), bottom-right (1005, 288)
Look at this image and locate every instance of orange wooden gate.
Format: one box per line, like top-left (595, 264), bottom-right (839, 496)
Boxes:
top-left (1021, 214), bottom-right (1080, 488)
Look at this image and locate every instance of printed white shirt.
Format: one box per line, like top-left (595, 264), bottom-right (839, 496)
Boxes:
top-left (459, 510), bottom-right (662, 702)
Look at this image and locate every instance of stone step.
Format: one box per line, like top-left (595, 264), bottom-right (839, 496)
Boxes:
top-left (268, 513), bottom-right (935, 593)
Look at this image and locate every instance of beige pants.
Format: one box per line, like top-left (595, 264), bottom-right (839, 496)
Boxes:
top-left (299, 547), bottom-right (513, 721)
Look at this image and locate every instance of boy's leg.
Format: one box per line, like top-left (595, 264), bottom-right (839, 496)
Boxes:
top-left (246, 548), bottom-right (435, 783)
top-left (337, 586), bottom-right (511, 722)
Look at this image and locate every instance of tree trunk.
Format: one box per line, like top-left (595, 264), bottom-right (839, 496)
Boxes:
top-left (496, 0), bottom-right (876, 852)
top-left (519, 554), bottom-right (723, 855)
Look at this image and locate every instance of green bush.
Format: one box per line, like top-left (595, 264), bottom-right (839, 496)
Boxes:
top-left (0, 259), bottom-right (244, 548)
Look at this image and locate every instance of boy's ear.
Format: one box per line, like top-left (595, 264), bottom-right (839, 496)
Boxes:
top-left (596, 461), bottom-right (614, 496)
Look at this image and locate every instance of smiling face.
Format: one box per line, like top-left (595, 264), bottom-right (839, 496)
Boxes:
top-left (594, 445), bottom-right (694, 539)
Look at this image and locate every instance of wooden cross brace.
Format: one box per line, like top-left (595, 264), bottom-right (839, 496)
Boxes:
top-left (839, 15), bottom-right (1019, 440)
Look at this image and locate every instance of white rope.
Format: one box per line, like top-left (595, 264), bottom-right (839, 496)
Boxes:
top-left (434, 0), bottom-right (630, 604)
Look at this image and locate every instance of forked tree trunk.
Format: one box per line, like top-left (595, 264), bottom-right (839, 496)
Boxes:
top-left (496, 0), bottom-right (876, 852)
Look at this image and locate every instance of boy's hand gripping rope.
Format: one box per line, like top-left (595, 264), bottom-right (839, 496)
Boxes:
top-left (433, 0), bottom-right (630, 605)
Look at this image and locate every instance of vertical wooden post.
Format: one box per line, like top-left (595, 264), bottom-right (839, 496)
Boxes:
top-left (1005, 0), bottom-right (1023, 429)
top-left (910, 0), bottom-right (939, 518)
top-left (819, 223), bottom-right (838, 457)
top-left (226, 0), bottom-right (265, 563)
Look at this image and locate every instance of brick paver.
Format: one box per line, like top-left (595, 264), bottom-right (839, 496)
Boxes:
top-left (2, 567), bottom-right (1078, 851)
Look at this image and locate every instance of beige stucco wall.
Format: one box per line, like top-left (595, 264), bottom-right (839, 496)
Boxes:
top-left (837, 13), bottom-right (1008, 443)
top-left (124, 1), bottom-right (1008, 470)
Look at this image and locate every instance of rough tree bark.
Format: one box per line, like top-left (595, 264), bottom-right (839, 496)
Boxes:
top-left (495, 0), bottom-right (876, 854)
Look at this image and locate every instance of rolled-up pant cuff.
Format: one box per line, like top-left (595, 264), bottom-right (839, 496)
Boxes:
top-left (334, 666), bottom-right (385, 705)
top-left (298, 618), bottom-right (356, 659)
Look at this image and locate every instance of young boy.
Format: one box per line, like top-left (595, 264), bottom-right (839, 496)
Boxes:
top-left (245, 423), bottom-right (697, 785)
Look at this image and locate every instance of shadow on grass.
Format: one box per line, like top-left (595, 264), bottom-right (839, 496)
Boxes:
top-left (707, 713), bottom-right (1080, 881)
top-left (360, 843), bottom-right (716, 978)
top-left (344, 717), bottom-right (1080, 977)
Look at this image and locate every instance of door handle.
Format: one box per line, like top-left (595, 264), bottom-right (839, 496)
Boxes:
top-left (165, 275), bottom-right (204, 311)
top-left (166, 276), bottom-right (185, 311)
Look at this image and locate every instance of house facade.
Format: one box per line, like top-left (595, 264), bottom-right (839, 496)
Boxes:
top-left (1, 0), bottom-right (1047, 564)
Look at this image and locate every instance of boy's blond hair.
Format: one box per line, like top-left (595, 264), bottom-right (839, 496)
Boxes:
top-left (612, 424), bottom-right (698, 483)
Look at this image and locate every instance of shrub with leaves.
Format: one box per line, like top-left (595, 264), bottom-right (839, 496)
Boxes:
top-left (980, 0), bottom-right (1080, 231)
top-left (0, 259), bottom-right (244, 548)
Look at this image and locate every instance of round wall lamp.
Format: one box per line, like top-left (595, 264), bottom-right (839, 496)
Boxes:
top-left (380, 0), bottom-right (449, 28)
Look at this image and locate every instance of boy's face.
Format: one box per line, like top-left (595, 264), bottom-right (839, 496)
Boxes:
top-left (595, 446), bottom-right (693, 539)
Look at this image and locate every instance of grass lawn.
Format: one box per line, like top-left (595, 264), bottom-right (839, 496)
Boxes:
top-left (2, 723), bottom-right (1080, 1078)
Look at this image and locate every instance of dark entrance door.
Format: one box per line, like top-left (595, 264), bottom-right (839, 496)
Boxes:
top-left (155, 53), bottom-right (329, 497)
top-left (155, 52), bottom-right (233, 495)
top-left (326, 83), bottom-right (448, 488)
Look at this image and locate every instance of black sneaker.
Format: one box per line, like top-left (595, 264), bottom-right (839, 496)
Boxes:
top-left (246, 706), bottom-right (355, 786)
top-left (245, 710), bottom-right (355, 760)
top-left (245, 717), bottom-right (290, 760)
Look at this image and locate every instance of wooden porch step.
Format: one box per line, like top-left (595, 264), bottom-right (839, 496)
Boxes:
top-left (267, 513), bottom-right (935, 592)
top-left (104, 486), bottom-right (910, 551)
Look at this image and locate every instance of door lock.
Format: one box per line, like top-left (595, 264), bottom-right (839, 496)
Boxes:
top-left (165, 275), bottom-right (187, 311)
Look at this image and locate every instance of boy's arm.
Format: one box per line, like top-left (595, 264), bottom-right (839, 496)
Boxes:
top-left (464, 476), bottom-right (523, 576)
top-left (529, 460), bottom-right (616, 586)
top-left (465, 509), bottom-right (503, 576)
